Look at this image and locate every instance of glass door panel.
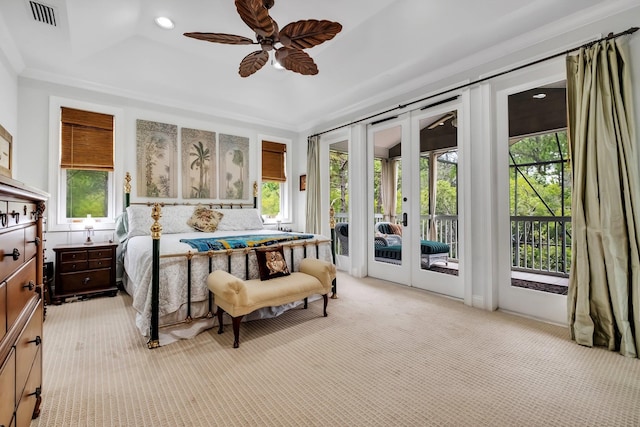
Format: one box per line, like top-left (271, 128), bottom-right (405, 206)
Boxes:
top-left (367, 119), bottom-right (411, 285)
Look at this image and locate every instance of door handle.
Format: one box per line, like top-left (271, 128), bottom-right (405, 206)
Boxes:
top-left (402, 213), bottom-right (408, 226)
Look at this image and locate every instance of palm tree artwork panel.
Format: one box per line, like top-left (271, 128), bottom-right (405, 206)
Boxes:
top-left (181, 128), bottom-right (216, 199)
top-left (136, 119), bottom-right (178, 198)
top-left (219, 134), bottom-right (250, 200)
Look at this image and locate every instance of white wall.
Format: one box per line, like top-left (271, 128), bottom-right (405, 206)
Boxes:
top-left (16, 78), bottom-right (298, 261)
top-left (0, 30), bottom-right (18, 167)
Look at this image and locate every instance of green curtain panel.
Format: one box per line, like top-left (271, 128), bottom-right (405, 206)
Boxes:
top-left (305, 135), bottom-right (321, 234)
top-left (567, 38), bottom-right (640, 358)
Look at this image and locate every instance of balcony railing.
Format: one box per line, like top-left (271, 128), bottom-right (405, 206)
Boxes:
top-left (333, 212), bottom-right (570, 277)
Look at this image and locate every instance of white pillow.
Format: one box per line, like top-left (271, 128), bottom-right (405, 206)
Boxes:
top-left (216, 208), bottom-right (264, 231)
top-left (126, 205), bottom-right (197, 237)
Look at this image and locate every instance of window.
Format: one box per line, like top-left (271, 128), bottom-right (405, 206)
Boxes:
top-left (261, 140), bottom-right (287, 220)
top-left (60, 107), bottom-right (114, 222)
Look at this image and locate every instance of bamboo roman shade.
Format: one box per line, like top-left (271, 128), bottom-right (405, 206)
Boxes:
top-left (60, 107), bottom-right (114, 171)
top-left (262, 141), bottom-right (287, 182)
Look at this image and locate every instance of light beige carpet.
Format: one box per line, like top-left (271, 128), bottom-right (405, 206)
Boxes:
top-left (32, 272), bottom-right (640, 427)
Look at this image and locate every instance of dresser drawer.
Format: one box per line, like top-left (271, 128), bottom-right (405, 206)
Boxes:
top-left (60, 268), bottom-right (111, 293)
top-left (15, 301), bottom-right (42, 403)
top-left (15, 348), bottom-right (41, 427)
top-left (0, 228), bottom-right (25, 281)
top-left (6, 202), bottom-right (37, 227)
top-left (59, 260), bottom-right (89, 273)
top-left (6, 258), bottom-right (37, 330)
top-left (0, 281), bottom-right (6, 341)
top-left (24, 225), bottom-right (38, 262)
top-left (0, 348), bottom-right (15, 427)
top-left (0, 201), bottom-right (7, 229)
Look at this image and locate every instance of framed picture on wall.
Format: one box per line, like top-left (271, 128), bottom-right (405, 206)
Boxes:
top-left (0, 123), bottom-right (12, 178)
top-left (300, 174), bottom-right (306, 191)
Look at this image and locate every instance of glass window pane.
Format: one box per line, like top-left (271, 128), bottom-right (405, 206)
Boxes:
top-left (261, 181), bottom-right (281, 218)
top-left (66, 169), bottom-right (109, 218)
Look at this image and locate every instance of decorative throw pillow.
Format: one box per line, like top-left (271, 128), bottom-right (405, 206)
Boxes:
top-left (255, 246), bottom-right (290, 281)
top-left (389, 223), bottom-right (403, 236)
top-left (187, 205), bottom-right (223, 232)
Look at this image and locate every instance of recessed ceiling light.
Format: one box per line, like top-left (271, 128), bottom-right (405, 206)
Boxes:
top-left (155, 16), bottom-right (175, 30)
top-left (532, 93), bottom-right (547, 99)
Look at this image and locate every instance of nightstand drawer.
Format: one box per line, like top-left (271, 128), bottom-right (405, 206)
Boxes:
top-left (88, 259), bottom-right (110, 269)
top-left (88, 248), bottom-right (113, 260)
top-left (59, 268), bottom-right (112, 293)
top-left (60, 250), bottom-right (88, 262)
top-left (59, 260), bottom-right (89, 273)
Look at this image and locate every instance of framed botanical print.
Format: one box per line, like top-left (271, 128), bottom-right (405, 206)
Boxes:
top-left (0, 123), bottom-right (12, 178)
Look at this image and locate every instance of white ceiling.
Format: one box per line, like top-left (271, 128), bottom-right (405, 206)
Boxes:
top-left (0, 0), bottom-right (635, 131)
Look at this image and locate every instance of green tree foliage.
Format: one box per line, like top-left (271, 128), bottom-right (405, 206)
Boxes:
top-left (261, 181), bottom-right (280, 218)
top-left (66, 169), bottom-right (108, 218)
top-left (329, 150), bottom-right (349, 215)
top-left (509, 132), bottom-right (571, 217)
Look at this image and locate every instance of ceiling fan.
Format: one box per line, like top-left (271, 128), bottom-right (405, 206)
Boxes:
top-left (184, 0), bottom-right (343, 77)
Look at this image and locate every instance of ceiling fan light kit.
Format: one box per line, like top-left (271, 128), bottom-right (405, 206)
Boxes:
top-left (184, 0), bottom-right (342, 77)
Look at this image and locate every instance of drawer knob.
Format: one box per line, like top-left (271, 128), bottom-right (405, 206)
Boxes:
top-left (12, 247), bottom-right (20, 260)
top-left (83, 277), bottom-right (91, 285)
top-left (28, 335), bottom-right (42, 346)
top-left (23, 280), bottom-right (35, 291)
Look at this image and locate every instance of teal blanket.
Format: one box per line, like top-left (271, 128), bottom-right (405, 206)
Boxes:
top-left (180, 233), bottom-right (315, 251)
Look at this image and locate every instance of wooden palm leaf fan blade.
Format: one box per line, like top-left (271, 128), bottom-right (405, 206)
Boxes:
top-left (183, 32), bottom-right (255, 45)
top-left (239, 50), bottom-right (269, 77)
top-left (279, 20), bottom-right (343, 49)
top-left (275, 47), bottom-right (318, 75)
top-left (235, 0), bottom-right (277, 38)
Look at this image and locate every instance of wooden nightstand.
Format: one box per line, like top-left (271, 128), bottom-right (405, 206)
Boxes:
top-left (52, 242), bottom-right (118, 304)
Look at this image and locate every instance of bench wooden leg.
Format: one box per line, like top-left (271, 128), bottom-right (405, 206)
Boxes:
top-left (217, 308), bottom-right (224, 334)
top-left (323, 294), bottom-right (328, 317)
top-left (232, 315), bottom-right (244, 348)
top-left (304, 297), bottom-right (308, 309)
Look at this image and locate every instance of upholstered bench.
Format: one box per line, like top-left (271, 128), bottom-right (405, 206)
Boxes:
top-left (207, 257), bottom-right (336, 348)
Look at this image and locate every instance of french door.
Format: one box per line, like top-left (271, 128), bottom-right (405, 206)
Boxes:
top-left (367, 104), bottom-right (465, 299)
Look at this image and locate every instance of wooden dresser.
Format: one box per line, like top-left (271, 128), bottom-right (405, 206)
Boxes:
top-left (0, 176), bottom-right (47, 427)
top-left (53, 242), bottom-right (118, 304)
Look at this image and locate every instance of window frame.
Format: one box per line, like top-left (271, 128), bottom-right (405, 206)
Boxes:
top-left (48, 97), bottom-right (124, 232)
top-left (258, 135), bottom-right (291, 224)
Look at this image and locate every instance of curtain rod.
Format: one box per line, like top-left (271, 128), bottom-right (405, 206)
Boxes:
top-left (308, 26), bottom-right (638, 139)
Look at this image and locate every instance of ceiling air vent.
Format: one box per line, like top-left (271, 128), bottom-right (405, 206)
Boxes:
top-left (28, 1), bottom-right (56, 26)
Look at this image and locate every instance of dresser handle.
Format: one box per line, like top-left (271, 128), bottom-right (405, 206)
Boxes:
top-left (23, 280), bottom-right (35, 291)
top-left (0, 211), bottom-right (5, 227)
top-left (12, 248), bottom-right (20, 260)
top-left (83, 277), bottom-right (91, 285)
top-left (10, 210), bottom-right (19, 224)
top-left (28, 336), bottom-right (42, 346)
top-left (28, 387), bottom-right (42, 398)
